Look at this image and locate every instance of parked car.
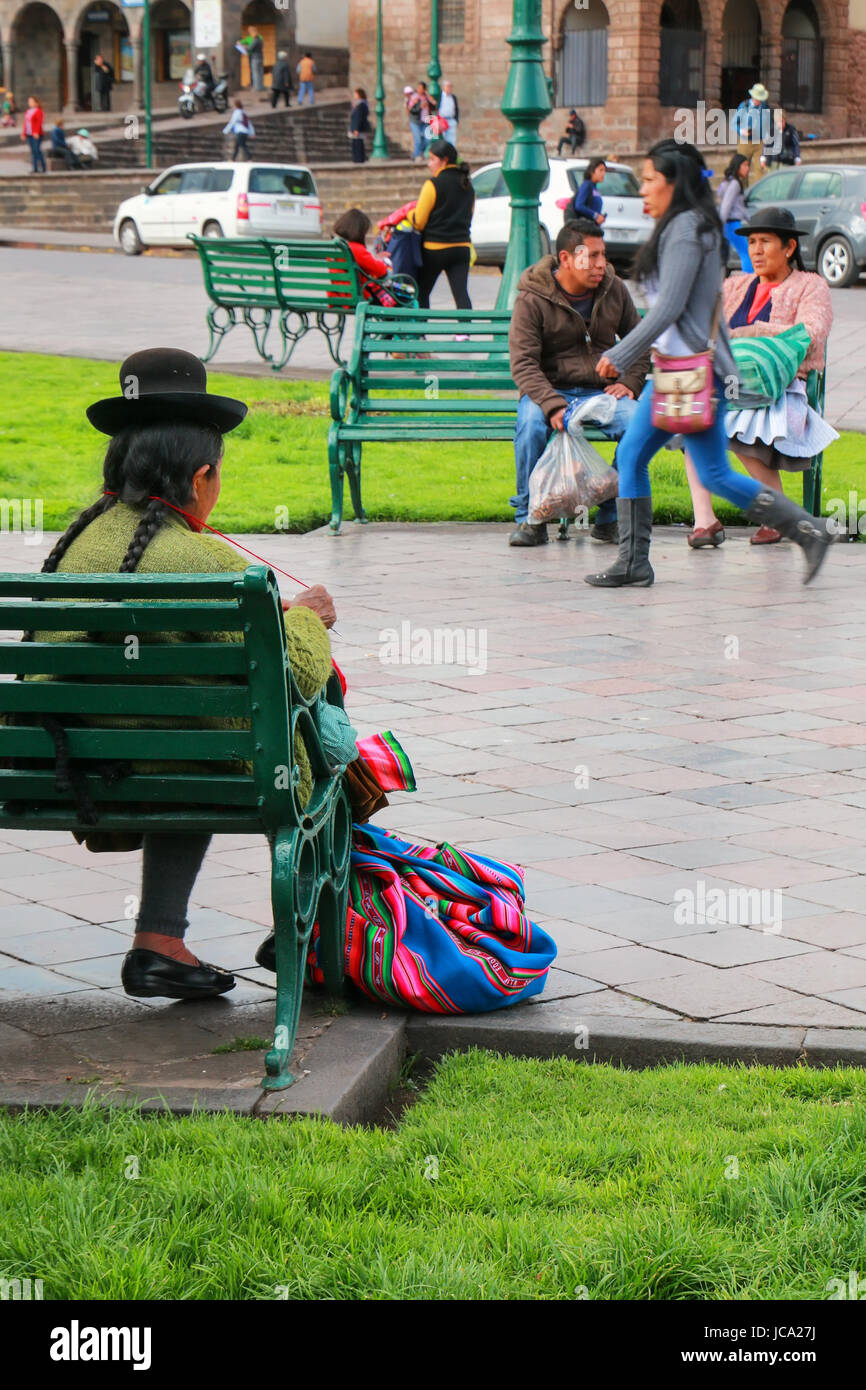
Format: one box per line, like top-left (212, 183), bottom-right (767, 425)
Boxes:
top-left (113, 162), bottom-right (323, 255)
top-left (470, 157), bottom-right (653, 269)
top-left (727, 164), bottom-right (866, 288)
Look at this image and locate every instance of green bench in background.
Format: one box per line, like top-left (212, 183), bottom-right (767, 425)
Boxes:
top-left (0, 566), bottom-right (351, 1092)
top-left (192, 235), bottom-right (362, 369)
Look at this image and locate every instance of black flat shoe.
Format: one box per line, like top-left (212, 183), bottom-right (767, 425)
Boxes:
top-left (255, 934), bottom-right (276, 972)
top-left (121, 948), bottom-right (236, 1000)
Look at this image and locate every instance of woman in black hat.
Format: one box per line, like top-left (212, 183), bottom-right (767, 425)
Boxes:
top-left (31, 349), bottom-right (337, 1001)
top-left (684, 206), bottom-right (837, 548)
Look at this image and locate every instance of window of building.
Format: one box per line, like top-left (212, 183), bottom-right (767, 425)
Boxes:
top-left (781, 0), bottom-right (823, 111)
top-left (555, 0), bottom-right (609, 109)
top-left (440, 0), bottom-right (465, 45)
top-left (659, 0), bottom-right (705, 108)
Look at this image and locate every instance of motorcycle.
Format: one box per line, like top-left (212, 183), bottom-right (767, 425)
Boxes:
top-left (178, 69), bottom-right (229, 119)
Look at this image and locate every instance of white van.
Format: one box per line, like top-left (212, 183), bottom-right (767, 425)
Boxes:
top-left (113, 162), bottom-right (323, 254)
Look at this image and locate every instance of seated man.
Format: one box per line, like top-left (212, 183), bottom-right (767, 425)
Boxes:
top-left (67, 128), bottom-right (97, 166)
top-left (50, 118), bottom-right (81, 170)
top-left (508, 219), bottom-right (651, 546)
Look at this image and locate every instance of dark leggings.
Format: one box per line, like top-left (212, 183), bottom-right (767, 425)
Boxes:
top-left (416, 244), bottom-right (472, 309)
top-left (137, 833), bottom-right (212, 939)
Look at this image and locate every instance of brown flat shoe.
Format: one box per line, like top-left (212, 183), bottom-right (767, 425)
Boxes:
top-left (688, 521), bottom-right (725, 549)
top-left (751, 525), bottom-right (783, 545)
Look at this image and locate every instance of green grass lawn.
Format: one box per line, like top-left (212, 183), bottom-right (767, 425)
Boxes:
top-left (0, 351), bottom-right (862, 533)
top-left (2, 1051), bottom-right (866, 1300)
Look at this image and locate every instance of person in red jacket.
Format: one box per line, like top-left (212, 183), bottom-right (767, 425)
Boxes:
top-left (333, 208), bottom-right (400, 306)
top-left (22, 95), bottom-right (45, 173)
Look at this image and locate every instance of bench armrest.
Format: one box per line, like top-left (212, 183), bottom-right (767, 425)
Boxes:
top-left (330, 367), bottom-right (352, 421)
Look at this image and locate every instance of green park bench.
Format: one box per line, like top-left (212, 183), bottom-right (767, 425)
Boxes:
top-left (327, 304), bottom-right (827, 536)
top-left (0, 566), bottom-right (351, 1092)
top-left (192, 235), bottom-right (363, 370)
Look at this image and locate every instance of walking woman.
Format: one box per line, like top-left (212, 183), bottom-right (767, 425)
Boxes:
top-left (349, 87), bottom-right (370, 164)
top-left (410, 138), bottom-right (475, 309)
top-left (585, 140), bottom-right (831, 589)
top-left (568, 156), bottom-right (607, 227)
top-left (717, 153), bottom-right (753, 273)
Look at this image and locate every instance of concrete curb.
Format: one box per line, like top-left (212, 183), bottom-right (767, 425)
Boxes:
top-left (255, 1010), bottom-right (406, 1124)
top-left (3, 1009), bottom-right (865, 1127)
top-left (407, 1009), bottom-right (814, 1068)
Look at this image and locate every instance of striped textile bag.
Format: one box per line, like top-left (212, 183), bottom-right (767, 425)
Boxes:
top-left (308, 822), bottom-right (556, 1012)
top-left (728, 324), bottom-right (811, 408)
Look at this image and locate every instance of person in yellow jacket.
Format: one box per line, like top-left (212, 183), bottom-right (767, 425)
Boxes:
top-left (410, 138), bottom-right (475, 309)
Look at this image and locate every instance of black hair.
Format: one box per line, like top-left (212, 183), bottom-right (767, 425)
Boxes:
top-left (556, 219), bottom-right (604, 256)
top-left (427, 138), bottom-right (471, 190)
top-left (724, 152), bottom-right (749, 185)
top-left (633, 138), bottom-right (723, 281)
top-left (40, 420), bottom-right (224, 577)
top-left (582, 156), bottom-right (607, 182)
top-left (333, 207), bottom-right (371, 243)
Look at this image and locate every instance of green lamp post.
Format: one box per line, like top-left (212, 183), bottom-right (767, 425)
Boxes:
top-left (143, 0), bottom-right (153, 169)
top-left (371, 0), bottom-right (388, 159)
top-left (495, 0), bottom-right (552, 310)
top-left (426, 0), bottom-right (441, 105)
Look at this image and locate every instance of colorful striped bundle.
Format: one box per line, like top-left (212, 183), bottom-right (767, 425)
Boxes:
top-left (308, 822), bottom-right (556, 1013)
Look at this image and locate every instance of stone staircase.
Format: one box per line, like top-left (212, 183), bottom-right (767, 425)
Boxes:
top-left (0, 163), bottom-right (427, 237)
top-left (96, 102), bottom-right (409, 169)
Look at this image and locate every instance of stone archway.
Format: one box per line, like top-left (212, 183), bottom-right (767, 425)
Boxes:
top-left (780, 0), bottom-right (823, 109)
top-left (11, 1), bottom-right (65, 111)
top-left (73, 0), bottom-right (130, 110)
top-left (554, 0), bottom-right (610, 109)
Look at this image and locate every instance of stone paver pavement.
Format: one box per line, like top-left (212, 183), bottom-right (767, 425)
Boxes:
top-left (3, 522), bottom-right (866, 1098)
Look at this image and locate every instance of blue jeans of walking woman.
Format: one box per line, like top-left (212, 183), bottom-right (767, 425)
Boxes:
top-left (723, 221), bottom-right (753, 273)
top-left (616, 378), bottom-right (762, 511)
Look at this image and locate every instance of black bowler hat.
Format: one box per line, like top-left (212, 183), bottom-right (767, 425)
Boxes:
top-left (736, 206), bottom-right (808, 239)
top-left (86, 348), bottom-right (248, 436)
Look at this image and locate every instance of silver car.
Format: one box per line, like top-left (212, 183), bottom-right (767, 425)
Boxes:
top-left (470, 158), bottom-right (652, 270)
top-left (731, 164), bottom-right (866, 287)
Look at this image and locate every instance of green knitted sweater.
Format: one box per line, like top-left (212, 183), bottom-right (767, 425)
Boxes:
top-left (30, 502), bottom-right (333, 806)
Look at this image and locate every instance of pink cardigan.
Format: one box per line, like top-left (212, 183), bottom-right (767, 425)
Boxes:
top-left (722, 269), bottom-right (832, 376)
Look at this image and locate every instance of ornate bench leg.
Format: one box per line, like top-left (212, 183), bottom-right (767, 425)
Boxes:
top-left (271, 311), bottom-right (308, 370)
top-left (202, 304), bottom-right (237, 364)
top-left (316, 784), bottom-right (351, 996)
top-left (328, 426), bottom-right (347, 535)
top-left (262, 826), bottom-right (307, 1091)
top-left (317, 312), bottom-right (348, 366)
top-left (242, 307), bottom-right (274, 363)
top-left (345, 441), bottom-right (368, 525)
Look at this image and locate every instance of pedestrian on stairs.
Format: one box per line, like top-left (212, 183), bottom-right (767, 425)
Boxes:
top-left (271, 50), bottom-right (293, 108)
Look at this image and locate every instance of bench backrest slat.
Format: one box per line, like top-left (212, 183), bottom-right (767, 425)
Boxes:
top-left (0, 566), bottom-right (334, 832)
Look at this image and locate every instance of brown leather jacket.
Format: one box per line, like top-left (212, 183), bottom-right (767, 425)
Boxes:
top-left (509, 257), bottom-right (651, 418)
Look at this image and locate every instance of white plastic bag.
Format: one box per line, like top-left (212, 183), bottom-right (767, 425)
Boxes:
top-left (528, 395), bottom-right (619, 523)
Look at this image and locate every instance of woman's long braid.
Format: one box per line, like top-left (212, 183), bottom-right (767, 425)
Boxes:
top-left (119, 497), bottom-right (169, 572)
top-left (41, 493), bottom-right (118, 575)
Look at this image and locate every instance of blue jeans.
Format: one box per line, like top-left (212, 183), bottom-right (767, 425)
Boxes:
top-left (27, 135), bottom-right (45, 172)
top-left (512, 387), bottom-right (637, 525)
top-left (298, 81), bottom-right (314, 105)
top-left (724, 221), bottom-right (753, 273)
top-left (616, 379), bottom-right (762, 511)
top-left (409, 119), bottom-right (426, 156)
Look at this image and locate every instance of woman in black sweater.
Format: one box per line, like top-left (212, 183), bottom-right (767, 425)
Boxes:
top-left (349, 88), bottom-right (370, 164)
top-left (410, 138), bottom-right (476, 309)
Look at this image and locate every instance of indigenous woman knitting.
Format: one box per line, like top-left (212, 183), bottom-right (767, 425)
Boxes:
top-left (18, 349), bottom-right (554, 1013)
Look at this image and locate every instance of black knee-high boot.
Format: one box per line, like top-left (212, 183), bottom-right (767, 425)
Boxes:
top-left (585, 497), bottom-right (654, 587)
